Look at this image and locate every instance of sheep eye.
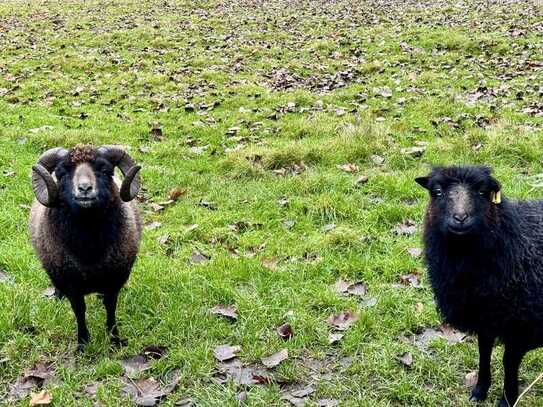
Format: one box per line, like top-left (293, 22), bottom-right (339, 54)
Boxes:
top-left (434, 188), bottom-right (443, 197)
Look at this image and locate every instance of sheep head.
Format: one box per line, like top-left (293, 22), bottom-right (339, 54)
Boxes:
top-left (32, 144), bottom-right (141, 208)
top-left (415, 166), bottom-right (501, 236)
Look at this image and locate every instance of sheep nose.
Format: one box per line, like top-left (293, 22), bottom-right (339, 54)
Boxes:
top-left (78, 182), bottom-right (93, 194)
top-left (453, 213), bottom-right (469, 223)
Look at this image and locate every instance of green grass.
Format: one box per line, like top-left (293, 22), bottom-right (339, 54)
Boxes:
top-left (1, 0), bottom-right (543, 405)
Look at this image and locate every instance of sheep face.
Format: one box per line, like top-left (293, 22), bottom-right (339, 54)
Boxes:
top-left (416, 166), bottom-right (501, 236)
top-left (31, 144), bottom-right (141, 209)
top-left (55, 155), bottom-right (116, 211)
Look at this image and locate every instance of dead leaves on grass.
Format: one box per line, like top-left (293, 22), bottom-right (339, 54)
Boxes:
top-left (8, 362), bottom-right (55, 402)
top-left (122, 370), bottom-right (181, 407)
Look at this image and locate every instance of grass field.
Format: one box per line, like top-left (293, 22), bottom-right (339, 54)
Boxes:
top-left (1, 0), bottom-right (543, 405)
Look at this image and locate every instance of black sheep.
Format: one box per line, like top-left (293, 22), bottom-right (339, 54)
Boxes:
top-left (416, 165), bottom-right (543, 407)
top-left (29, 145), bottom-right (142, 350)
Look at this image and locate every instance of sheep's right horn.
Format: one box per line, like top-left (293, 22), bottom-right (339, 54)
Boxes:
top-left (31, 147), bottom-right (68, 207)
top-left (97, 145), bottom-right (141, 202)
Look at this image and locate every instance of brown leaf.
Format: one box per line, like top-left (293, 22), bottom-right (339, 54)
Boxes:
top-left (400, 146), bottom-right (426, 157)
top-left (190, 250), bottom-right (210, 264)
top-left (396, 352), bottom-right (413, 367)
top-left (30, 390), bottom-right (52, 406)
top-left (370, 155), bottom-right (384, 165)
top-left (277, 323), bottom-right (294, 340)
top-left (347, 282), bottom-right (368, 297)
top-left (281, 384), bottom-right (316, 406)
top-left (333, 279), bottom-right (368, 297)
top-left (337, 163), bottom-right (359, 173)
top-left (261, 256), bottom-right (279, 271)
top-left (261, 349), bottom-right (288, 368)
top-left (393, 219), bottom-right (417, 236)
top-left (8, 362), bottom-right (55, 401)
top-left (415, 302), bottom-right (424, 313)
top-left (327, 310), bottom-right (359, 331)
top-left (121, 355), bottom-right (150, 378)
top-left (355, 175), bottom-right (369, 186)
top-left (210, 304), bottom-right (238, 321)
top-left (214, 345), bottom-right (241, 362)
top-left (465, 371), bottom-right (478, 388)
top-left (214, 359), bottom-right (271, 386)
top-left (150, 203), bottom-right (164, 212)
top-left (122, 370), bottom-right (180, 406)
top-left (150, 123), bottom-right (164, 141)
top-left (168, 187), bottom-right (186, 201)
top-left (400, 272), bottom-right (422, 288)
top-left (328, 332), bottom-right (344, 344)
top-left (157, 235), bottom-right (170, 245)
top-left (42, 287), bottom-right (56, 299)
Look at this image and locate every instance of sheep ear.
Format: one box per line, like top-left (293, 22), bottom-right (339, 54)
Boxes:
top-left (415, 176), bottom-right (430, 190)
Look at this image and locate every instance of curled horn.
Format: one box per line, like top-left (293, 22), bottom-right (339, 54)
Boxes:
top-left (97, 145), bottom-right (141, 202)
top-left (31, 147), bottom-right (69, 207)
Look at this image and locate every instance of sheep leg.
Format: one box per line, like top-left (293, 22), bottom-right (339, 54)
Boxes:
top-left (470, 333), bottom-right (495, 402)
top-left (102, 291), bottom-right (127, 347)
top-left (67, 295), bottom-right (89, 351)
top-left (498, 345), bottom-right (526, 407)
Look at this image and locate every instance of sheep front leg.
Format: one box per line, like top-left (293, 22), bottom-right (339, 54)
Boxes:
top-left (498, 344), bottom-right (526, 407)
top-left (67, 295), bottom-right (89, 351)
top-left (470, 333), bottom-right (495, 402)
top-left (102, 291), bottom-right (127, 347)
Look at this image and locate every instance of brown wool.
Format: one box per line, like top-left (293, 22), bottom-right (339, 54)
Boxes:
top-left (70, 144), bottom-right (97, 164)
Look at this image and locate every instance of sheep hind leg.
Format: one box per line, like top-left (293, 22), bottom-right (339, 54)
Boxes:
top-left (67, 295), bottom-right (89, 351)
top-left (102, 291), bottom-right (127, 347)
top-left (470, 333), bottom-right (495, 402)
top-left (497, 344), bottom-right (526, 407)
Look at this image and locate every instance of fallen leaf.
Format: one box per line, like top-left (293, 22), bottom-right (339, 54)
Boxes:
top-left (328, 332), bottom-right (344, 344)
top-left (261, 257), bottom-right (279, 271)
top-left (407, 247), bottom-right (422, 258)
top-left (198, 200), bottom-right (217, 210)
top-left (317, 399), bottom-right (339, 407)
top-left (277, 324), bottom-right (294, 340)
top-left (355, 175), bottom-right (369, 186)
top-left (396, 352), bottom-right (413, 367)
top-left (327, 310), bottom-right (359, 331)
top-left (393, 219), bottom-right (417, 236)
top-left (42, 287), bottom-right (56, 299)
top-left (214, 345), bottom-right (241, 362)
top-left (361, 297), bottom-right (378, 308)
top-left (281, 384), bottom-right (316, 406)
top-left (347, 282), bottom-right (368, 297)
top-left (8, 362), bottom-right (55, 401)
top-left (401, 146), bottom-right (426, 157)
top-left (261, 349), bottom-right (288, 368)
top-left (121, 355), bottom-right (150, 378)
top-left (157, 235), bottom-right (170, 245)
top-left (337, 163), bottom-right (359, 173)
top-left (278, 197), bottom-right (290, 207)
top-left (30, 390), bottom-right (52, 406)
top-left (190, 250), bottom-right (210, 264)
top-left (145, 221), bottom-right (162, 230)
top-left (122, 370), bottom-right (180, 406)
top-left (415, 302), bottom-right (424, 313)
top-left (322, 223), bottom-right (336, 232)
top-left (168, 187), bottom-right (186, 201)
top-left (465, 371), bottom-right (478, 388)
top-left (214, 359), bottom-right (271, 386)
top-left (0, 269), bottom-right (13, 284)
top-left (370, 155), bottom-right (384, 165)
top-left (400, 272), bottom-right (422, 288)
top-left (210, 305), bottom-right (238, 321)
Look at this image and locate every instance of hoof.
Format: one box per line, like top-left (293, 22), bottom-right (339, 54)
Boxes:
top-left (497, 396), bottom-right (514, 407)
top-left (469, 384), bottom-right (489, 402)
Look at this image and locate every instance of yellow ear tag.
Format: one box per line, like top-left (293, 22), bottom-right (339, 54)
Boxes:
top-left (491, 191), bottom-right (501, 204)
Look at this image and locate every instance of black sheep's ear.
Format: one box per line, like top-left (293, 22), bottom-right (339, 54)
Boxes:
top-left (415, 176), bottom-right (430, 190)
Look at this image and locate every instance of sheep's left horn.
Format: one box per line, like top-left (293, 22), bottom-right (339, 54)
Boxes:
top-left (32, 147), bottom-right (69, 207)
top-left (97, 145), bottom-right (141, 202)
